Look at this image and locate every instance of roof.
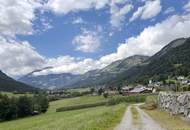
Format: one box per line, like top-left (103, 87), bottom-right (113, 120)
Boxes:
top-left (130, 87), bottom-right (147, 93)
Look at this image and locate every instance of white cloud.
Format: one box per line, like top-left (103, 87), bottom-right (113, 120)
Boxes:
top-left (72, 30), bottom-right (101, 53)
top-left (0, 37), bottom-right (45, 77)
top-left (0, 0), bottom-right (43, 37)
top-left (107, 14), bottom-right (190, 60)
top-left (164, 7), bottom-right (175, 14)
top-left (184, 0), bottom-right (190, 12)
top-left (4, 13), bottom-right (190, 77)
top-left (34, 56), bottom-right (102, 76)
top-left (130, 0), bottom-right (162, 22)
top-left (110, 2), bottom-right (133, 28)
top-left (46, 0), bottom-right (109, 15)
top-left (72, 17), bottom-right (85, 24)
top-left (1, 0), bottom-right (190, 78)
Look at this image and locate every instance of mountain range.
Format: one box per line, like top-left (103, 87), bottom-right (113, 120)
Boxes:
top-left (19, 55), bottom-right (148, 89)
top-left (108, 37), bottom-right (190, 86)
top-left (8, 37), bottom-right (190, 90)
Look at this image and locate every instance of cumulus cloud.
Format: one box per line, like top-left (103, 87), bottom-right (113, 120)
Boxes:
top-left (106, 14), bottom-right (190, 60)
top-left (72, 30), bottom-right (101, 53)
top-left (164, 7), bottom-right (175, 14)
top-left (46, 0), bottom-right (109, 15)
top-left (31, 12), bottom-right (190, 76)
top-left (4, 12), bottom-right (190, 77)
top-left (1, 0), bottom-right (190, 78)
top-left (184, 0), bottom-right (190, 12)
top-left (72, 17), bottom-right (85, 24)
top-left (0, 0), bottom-right (43, 37)
top-left (110, 2), bottom-right (133, 28)
top-left (130, 0), bottom-right (162, 22)
top-left (0, 37), bottom-right (45, 77)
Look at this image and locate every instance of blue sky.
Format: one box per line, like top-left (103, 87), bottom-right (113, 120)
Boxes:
top-left (0, 0), bottom-right (190, 77)
top-left (17, 0), bottom-right (184, 59)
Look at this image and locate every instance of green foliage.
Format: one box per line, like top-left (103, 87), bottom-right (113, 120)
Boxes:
top-left (0, 94), bottom-right (18, 120)
top-left (98, 88), bottom-right (104, 95)
top-left (56, 101), bottom-right (107, 112)
top-left (0, 102), bottom-right (126, 130)
top-left (109, 38), bottom-right (190, 86)
top-left (0, 71), bottom-right (39, 93)
top-left (103, 92), bottom-right (109, 98)
top-left (107, 94), bottom-right (150, 105)
top-left (140, 95), bottom-right (158, 110)
top-left (17, 96), bottom-right (33, 117)
top-left (0, 93), bottom-right (49, 121)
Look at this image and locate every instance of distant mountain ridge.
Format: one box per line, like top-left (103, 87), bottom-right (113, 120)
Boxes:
top-left (0, 71), bottom-right (38, 92)
top-left (19, 55), bottom-right (149, 89)
top-left (19, 37), bottom-right (190, 89)
top-left (108, 37), bottom-right (190, 86)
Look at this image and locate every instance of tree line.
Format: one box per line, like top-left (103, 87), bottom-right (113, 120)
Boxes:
top-left (0, 93), bottom-right (49, 121)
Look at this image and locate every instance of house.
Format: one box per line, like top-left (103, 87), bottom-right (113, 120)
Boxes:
top-left (121, 86), bottom-right (133, 92)
top-left (122, 85), bottom-right (152, 95)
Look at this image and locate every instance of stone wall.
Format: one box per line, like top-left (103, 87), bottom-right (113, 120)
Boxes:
top-left (158, 92), bottom-right (190, 118)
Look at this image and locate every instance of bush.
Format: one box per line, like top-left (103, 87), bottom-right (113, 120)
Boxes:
top-left (107, 94), bottom-right (153, 106)
top-left (103, 92), bottom-right (108, 98)
top-left (140, 95), bottom-right (158, 110)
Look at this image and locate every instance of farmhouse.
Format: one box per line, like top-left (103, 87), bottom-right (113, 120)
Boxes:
top-left (122, 85), bottom-right (152, 95)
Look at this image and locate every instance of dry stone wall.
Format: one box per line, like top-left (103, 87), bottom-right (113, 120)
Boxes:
top-left (158, 92), bottom-right (190, 118)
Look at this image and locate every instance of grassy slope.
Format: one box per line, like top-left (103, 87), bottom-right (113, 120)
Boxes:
top-left (145, 109), bottom-right (190, 130)
top-left (0, 96), bottom-right (127, 130)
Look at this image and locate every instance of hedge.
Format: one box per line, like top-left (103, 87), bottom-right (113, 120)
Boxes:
top-left (56, 101), bottom-right (107, 112)
top-left (56, 94), bottom-right (158, 112)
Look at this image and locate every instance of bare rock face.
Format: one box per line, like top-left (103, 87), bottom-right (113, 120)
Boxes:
top-left (158, 92), bottom-right (190, 118)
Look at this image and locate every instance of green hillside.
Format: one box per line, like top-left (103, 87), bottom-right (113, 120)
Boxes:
top-left (110, 37), bottom-right (190, 85)
top-left (0, 71), bottom-right (38, 92)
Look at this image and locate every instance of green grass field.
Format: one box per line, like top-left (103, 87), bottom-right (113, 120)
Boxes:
top-left (0, 92), bottom-right (33, 97)
top-left (145, 109), bottom-right (190, 130)
top-left (66, 88), bottom-right (91, 93)
top-left (0, 96), bottom-right (127, 130)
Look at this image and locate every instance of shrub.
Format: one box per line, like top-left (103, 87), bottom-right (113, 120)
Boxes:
top-left (56, 101), bottom-right (107, 112)
top-left (107, 94), bottom-right (154, 106)
top-left (103, 92), bottom-right (108, 98)
top-left (140, 95), bottom-right (158, 110)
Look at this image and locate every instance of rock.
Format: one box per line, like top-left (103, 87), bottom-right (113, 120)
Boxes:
top-left (158, 92), bottom-right (190, 118)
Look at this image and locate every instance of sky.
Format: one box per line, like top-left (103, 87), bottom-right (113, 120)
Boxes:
top-left (0, 0), bottom-right (190, 78)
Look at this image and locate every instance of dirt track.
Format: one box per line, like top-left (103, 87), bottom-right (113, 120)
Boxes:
top-left (115, 104), bottom-right (165, 130)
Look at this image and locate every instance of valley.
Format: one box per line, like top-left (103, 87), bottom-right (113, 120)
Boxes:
top-left (1, 0), bottom-right (190, 129)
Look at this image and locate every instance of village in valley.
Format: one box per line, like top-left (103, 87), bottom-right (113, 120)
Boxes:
top-left (1, 0), bottom-right (190, 130)
top-left (47, 76), bottom-right (190, 100)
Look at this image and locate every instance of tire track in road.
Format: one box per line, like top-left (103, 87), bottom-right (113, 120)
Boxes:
top-left (115, 104), bottom-right (165, 130)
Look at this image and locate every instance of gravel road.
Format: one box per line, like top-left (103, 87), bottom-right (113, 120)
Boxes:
top-left (115, 104), bottom-right (165, 130)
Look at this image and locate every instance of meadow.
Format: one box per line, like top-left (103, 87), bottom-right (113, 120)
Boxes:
top-left (1, 92), bottom-right (33, 97)
top-left (0, 95), bottom-right (127, 130)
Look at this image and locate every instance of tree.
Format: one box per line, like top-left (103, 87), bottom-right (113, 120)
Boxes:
top-left (98, 88), bottom-right (104, 95)
top-left (90, 88), bottom-right (95, 94)
top-left (17, 96), bottom-right (32, 117)
top-left (33, 93), bottom-right (49, 113)
top-left (0, 95), bottom-right (18, 120)
top-left (103, 92), bottom-right (108, 98)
